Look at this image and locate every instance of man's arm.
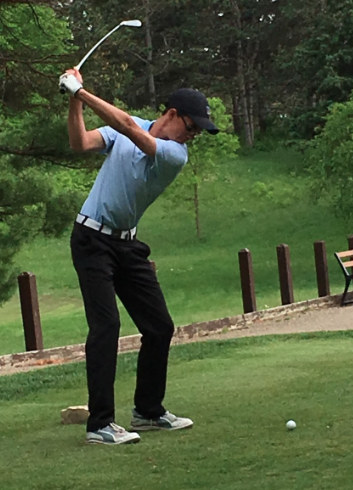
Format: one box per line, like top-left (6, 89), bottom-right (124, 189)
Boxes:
top-left (75, 89), bottom-right (157, 157)
top-left (68, 98), bottom-right (105, 152)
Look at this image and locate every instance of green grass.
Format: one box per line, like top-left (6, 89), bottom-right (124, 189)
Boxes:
top-left (0, 148), bottom-right (352, 355)
top-left (1, 332), bottom-right (353, 489)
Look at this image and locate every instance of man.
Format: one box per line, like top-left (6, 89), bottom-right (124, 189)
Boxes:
top-left (59, 68), bottom-right (219, 445)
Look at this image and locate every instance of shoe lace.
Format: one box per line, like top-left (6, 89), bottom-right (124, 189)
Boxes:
top-left (110, 422), bottom-right (126, 433)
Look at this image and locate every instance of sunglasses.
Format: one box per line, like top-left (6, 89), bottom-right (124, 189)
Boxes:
top-left (179, 114), bottom-right (202, 135)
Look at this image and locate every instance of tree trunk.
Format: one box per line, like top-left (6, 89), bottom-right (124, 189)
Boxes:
top-left (247, 77), bottom-right (255, 144)
top-left (257, 93), bottom-right (267, 134)
top-left (193, 182), bottom-right (201, 240)
top-left (231, 0), bottom-right (253, 147)
top-left (237, 41), bottom-right (253, 147)
top-left (246, 37), bottom-right (259, 144)
top-left (144, 1), bottom-right (156, 110)
top-left (191, 164), bottom-right (201, 239)
top-left (231, 92), bottom-right (242, 134)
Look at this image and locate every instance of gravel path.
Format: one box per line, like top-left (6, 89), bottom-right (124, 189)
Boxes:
top-left (208, 305), bottom-right (353, 341)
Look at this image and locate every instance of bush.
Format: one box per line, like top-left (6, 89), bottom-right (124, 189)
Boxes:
top-left (305, 96), bottom-right (353, 218)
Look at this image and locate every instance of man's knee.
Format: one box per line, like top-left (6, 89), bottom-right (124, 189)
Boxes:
top-left (164, 320), bottom-right (174, 340)
top-left (144, 318), bottom-right (174, 342)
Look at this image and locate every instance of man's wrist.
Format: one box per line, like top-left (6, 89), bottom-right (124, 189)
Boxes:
top-left (74, 88), bottom-right (86, 101)
top-left (69, 96), bottom-right (83, 108)
top-left (73, 87), bottom-right (83, 99)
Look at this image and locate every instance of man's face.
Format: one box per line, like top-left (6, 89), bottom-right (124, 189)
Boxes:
top-left (164, 109), bottom-right (202, 143)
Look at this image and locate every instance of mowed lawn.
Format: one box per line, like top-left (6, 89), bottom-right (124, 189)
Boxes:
top-left (1, 331), bottom-right (353, 490)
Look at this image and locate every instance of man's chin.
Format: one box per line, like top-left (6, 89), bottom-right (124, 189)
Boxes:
top-left (161, 135), bottom-right (187, 144)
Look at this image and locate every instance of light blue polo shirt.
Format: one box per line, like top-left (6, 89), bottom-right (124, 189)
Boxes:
top-left (80, 116), bottom-right (188, 230)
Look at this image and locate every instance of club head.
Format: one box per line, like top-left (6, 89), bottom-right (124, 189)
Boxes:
top-left (121, 20), bottom-right (142, 28)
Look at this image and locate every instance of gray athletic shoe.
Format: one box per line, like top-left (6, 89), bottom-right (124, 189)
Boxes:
top-left (86, 422), bottom-right (141, 445)
top-left (130, 409), bottom-right (193, 431)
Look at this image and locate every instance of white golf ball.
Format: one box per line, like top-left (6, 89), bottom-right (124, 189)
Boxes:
top-left (286, 420), bottom-right (296, 430)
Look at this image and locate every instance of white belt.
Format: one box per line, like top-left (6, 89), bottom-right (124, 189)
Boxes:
top-left (76, 214), bottom-right (137, 240)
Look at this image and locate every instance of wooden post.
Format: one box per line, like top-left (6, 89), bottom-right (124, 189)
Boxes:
top-left (238, 248), bottom-right (257, 313)
top-left (347, 235), bottom-right (353, 250)
top-left (276, 244), bottom-right (294, 305)
top-left (314, 241), bottom-right (330, 297)
top-left (18, 272), bottom-right (43, 351)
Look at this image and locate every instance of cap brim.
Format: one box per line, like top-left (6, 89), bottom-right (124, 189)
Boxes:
top-left (188, 114), bottom-right (219, 135)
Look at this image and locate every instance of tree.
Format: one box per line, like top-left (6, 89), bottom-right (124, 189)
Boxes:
top-left (67, 0), bottom-right (190, 107)
top-left (0, 2), bottom-right (88, 305)
top-left (164, 98), bottom-right (239, 239)
top-left (273, 0), bottom-right (353, 139)
top-left (305, 96), bottom-right (353, 220)
top-left (67, 0), bottom-right (283, 146)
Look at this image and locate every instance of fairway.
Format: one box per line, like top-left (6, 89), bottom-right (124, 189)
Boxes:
top-left (1, 331), bottom-right (353, 490)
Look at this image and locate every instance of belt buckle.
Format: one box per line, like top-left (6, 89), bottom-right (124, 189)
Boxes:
top-left (111, 227), bottom-right (135, 240)
top-left (111, 228), bottom-right (129, 239)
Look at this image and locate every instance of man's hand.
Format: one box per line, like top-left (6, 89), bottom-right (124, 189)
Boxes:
top-left (59, 72), bottom-right (83, 96)
top-left (67, 67), bottom-right (83, 84)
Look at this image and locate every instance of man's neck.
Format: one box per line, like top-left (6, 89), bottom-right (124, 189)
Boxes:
top-left (149, 116), bottom-right (168, 139)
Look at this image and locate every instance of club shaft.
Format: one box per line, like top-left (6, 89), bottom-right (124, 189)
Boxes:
top-left (76, 23), bottom-right (124, 70)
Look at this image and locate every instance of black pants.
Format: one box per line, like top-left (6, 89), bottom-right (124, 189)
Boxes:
top-left (70, 222), bottom-right (174, 432)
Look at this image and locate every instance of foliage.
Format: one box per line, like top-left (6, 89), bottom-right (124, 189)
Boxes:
top-left (250, 179), bottom-right (303, 208)
top-left (273, 0), bottom-right (353, 139)
top-left (0, 3), bottom-right (84, 305)
top-left (164, 97), bottom-right (240, 238)
top-left (0, 3), bottom-right (74, 111)
top-left (67, 0), bottom-right (283, 142)
top-left (305, 96), bottom-right (353, 219)
top-left (59, 0), bottom-right (353, 142)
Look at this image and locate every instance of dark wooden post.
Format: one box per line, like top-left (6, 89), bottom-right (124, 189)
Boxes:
top-left (238, 248), bottom-right (257, 313)
top-left (18, 272), bottom-right (43, 351)
top-left (150, 260), bottom-right (157, 273)
top-left (276, 244), bottom-right (294, 305)
top-left (314, 241), bottom-right (330, 297)
top-left (347, 235), bottom-right (353, 250)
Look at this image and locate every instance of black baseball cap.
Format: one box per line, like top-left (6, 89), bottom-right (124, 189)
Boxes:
top-left (166, 88), bottom-right (219, 135)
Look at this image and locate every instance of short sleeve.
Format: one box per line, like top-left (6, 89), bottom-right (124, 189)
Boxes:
top-left (154, 139), bottom-right (188, 170)
top-left (97, 126), bottom-right (119, 154)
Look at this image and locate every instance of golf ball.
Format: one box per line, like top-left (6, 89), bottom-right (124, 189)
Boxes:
top-left (286, 420), bottom-right (296, 430)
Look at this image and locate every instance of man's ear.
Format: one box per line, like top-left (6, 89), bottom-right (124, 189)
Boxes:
top-left (167, 108), bottom-right (178, 120)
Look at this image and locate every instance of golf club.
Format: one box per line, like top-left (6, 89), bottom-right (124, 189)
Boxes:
top-left (60, 19), bottom-right (142, 94)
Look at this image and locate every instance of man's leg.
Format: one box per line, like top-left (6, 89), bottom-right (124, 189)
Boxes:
top-left (113, 239), bottom-right (174, 419)
top-left (71, 225), bottom-right (121, 432)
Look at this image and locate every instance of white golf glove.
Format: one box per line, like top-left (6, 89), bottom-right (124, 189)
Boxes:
top-left (59, 73), bottom-right (83, 96)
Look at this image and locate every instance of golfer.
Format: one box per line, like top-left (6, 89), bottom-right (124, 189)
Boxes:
top-left (59, 68), bottom-right (219, 445)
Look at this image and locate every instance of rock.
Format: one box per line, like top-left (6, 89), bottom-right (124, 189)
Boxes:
top-left (61, 405), bottom-right (89, 425)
